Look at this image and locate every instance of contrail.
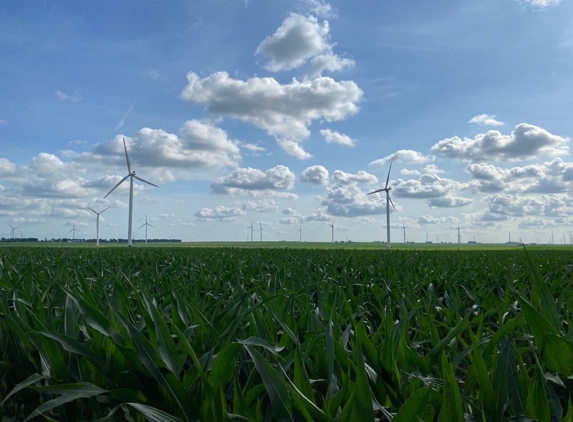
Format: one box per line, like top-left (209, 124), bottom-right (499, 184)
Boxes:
top-left (116, 101), bottom-right (136, 130)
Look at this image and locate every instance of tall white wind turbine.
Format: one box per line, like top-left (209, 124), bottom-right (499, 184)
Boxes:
top-left (247, 221), bottom-right (254, 242)
top-left (457, 225), bottom-right (461, 245)
top-left (139, 214), bottom-right (154, 244)
top-left (104, 137), bottom-right (158, 247)
top-left (299, 223), bottom-right (302, 242)
top-left (69, 222), bottom-right (80, 241)
top-left (329, 222), bottom-right (334, 244)
top-left (258, 223), bottom-right (264, 242)
top-left (367, 162), bottom-right (397, 249)
top-left (86, 206), bottom-right (110, 247)
top-left (402, 222), bottom-right (406, 244)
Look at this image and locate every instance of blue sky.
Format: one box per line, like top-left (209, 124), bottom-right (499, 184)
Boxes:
top-left (1, 0), bottom-right (572, 243)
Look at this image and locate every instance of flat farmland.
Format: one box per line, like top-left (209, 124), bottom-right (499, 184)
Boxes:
top-left (1, 246), bottom-right (573, 421)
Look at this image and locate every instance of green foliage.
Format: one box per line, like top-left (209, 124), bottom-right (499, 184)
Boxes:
top-left (1, 247), bottom-right (573, 420)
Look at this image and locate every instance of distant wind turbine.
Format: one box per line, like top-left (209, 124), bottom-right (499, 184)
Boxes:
top-left (258, 223), bottom-right (263, 242)
top-left (402, 222), bottom-right (406, 244)
top-left (367, 162), bottom-right (397, 249)
top-left (299, 223), bottom-right (302, 242)
top-left (104, 137), bottom-right (158, 247)
top-left (457, 225), bottom-right (461, 245)
top-left (247, 221), bottom-right (255, 243)
top-left (86, 206), bottom-right (110, 247)
top-left (329, 222), bottom-right (334, 244)
top-left (68, 222), bottom-right (80, 241)
top-left (8, 224), bottom-right (18, 240)
top-left (139, 214), bottom-right (154, 244)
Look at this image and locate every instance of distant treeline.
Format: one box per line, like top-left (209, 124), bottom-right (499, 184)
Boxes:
top-left (0, 238), bottom-right (182, 243)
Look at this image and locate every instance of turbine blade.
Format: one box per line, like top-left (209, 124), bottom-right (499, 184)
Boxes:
top-left (367, 188), bottom-right (385, 196)
top-left (148, 224), bottom-right (154, 228)
top-left (85, 206), bottom-right (97, 214)
top-left (385, 162), bottom-right (393, 189)
top-left (104, 174), bottom-right (130, 198)
top-left (100, 207), bottom-right (110, 214)
top-left (388, 195), bottom-right (397, 212)
top-left (133, 175), bottom-right (159, 188)
top-left (123, 137), bottom-right (131, 174)
top-left (139, 223), bottom-right (146, 229)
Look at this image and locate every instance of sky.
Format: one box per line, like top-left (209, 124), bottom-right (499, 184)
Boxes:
top-left (1, 0), bottom-right (573, 244)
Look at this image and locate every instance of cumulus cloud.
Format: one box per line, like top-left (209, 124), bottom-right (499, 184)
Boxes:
top-left (321, 184), bottom-right (392, 217)
top-left (242, 143), bottom-right (266, 153)
top-left (211, 165), bottom-right (296, 197)
top-left (242, 200), bottom-right (280, 213)
top-left (282, 207), bottom-right (297, 215)
top-left (301, 165), bottom-right (329, 185)
top-left (418, 215), bottom-right (459, 225)
top-left (400, 169), bottom-right (421, 177)
top-left (302, 211), bottom-right (332, 222)
top-left (431, 123), bottom-right (569, 162)
top-left (468, 114), bottom-right (504, 126)
top-left (465, 158), bottom-right (573, 194)
top-left (194, 206), bottom-right (246, 221)
top-left (255, 14), bottom-right (352, 77)
top-left (370, 150), bottom-right (429, 166)
top-left (77, 120), bottom-right (241, 179)
top-left (280, 217), bottom-right (300, 224)
top-left (320, 129), bottom-right (355, 146)
top-left (55, 91), bottom-right (82, 102)
top-left (427, 196), bottom-right (473, 208)
top-left (181, 72), bottom-right (362, 159)
top-left (332, 170), bottom-right (378, 185)
top-left (393, 174), bottom-right (463, 199)
top-left (482, 193), bottom-right (573, 219)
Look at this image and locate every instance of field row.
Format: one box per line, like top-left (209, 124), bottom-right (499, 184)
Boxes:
top-left (1, 247), bottom-right (573, 421)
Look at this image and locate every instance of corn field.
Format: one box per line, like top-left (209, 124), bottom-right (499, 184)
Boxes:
top-left (1, 247), bottom-right (573, 421)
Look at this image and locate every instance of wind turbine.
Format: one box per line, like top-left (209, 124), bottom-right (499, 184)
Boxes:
top-left (86, 206), bottom-right (110, 247)
top-left (68, 222), bottom-right (80, 241)
top-left (367, 162), bottom-right (397, 249)
top-left (139, 214), bottom-right (154, 244)
top-left (299, 223), bottom-right (302, 242)
top-left (329, 222), bottom-right (334, 243)
top-left (402, 222), bottom-right (406, 244)
top-left (457, 225), bottom-right (461, 245)
top-left (258, 223), bottom-right (263, 242)
top-left (104, 137), bottom-right (158, 247)
top-left (8, 224), bottom-right (19, 240)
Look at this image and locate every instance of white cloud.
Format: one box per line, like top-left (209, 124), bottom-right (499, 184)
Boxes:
top-left (522, 0), bottom-right (562, 9)
top-left (242, 200), bottom-right (280, 213)
top-left (418, 215), bottom-right (458, 225)
top-left (194, 206), bottom-right (246, 222)
top-left (370, 150), bottom-right (429, 166)
top-left (280, 217), bottom-right (300, 224)
top-left (427, 196), bottom-right (473, 208)
top-left (242, 143), bottom-right (266, 153)
top-left (482, 193), bottom-right (573, 219)
top-left (302, 211), bottom-right (332, 222)
top-left (301, 165), bottom-right (329, 185)
top-left (303, 0), bottom-right (335, 18)
top-left (468, 114), bottom-right (504, 127)
top-left (321, 184), bottom-right (393, 217)
top-left (55, 91), bottom-right (82, 102)
top-left (320, 129), bottom-right (355, 147)
top-left (77, 120), bottom-right (241, 179)
top-left (400, 169), bottom-right (421, 176)
top-left (332, 170), bottom-right (378, 185)
top-left (431, 123), bottom-right (569, 162)
top-left (282, 207), bottom-right (297, 215)
top-left (255, 14), bottom-right (352, 77)
top-left (181, 72), bottom-right (362, 159)
top-left (211, 165), bottom-right (296, 197)
top-left (393, 174), bottom-right (463, 199)
top-left (423, 164), bottom-right (444, 174)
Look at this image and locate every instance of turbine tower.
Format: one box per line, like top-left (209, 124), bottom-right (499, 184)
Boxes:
top-left (8, 224), bottom-right (19, 240)
top-left (68, 222), bottom-right (80, 241)
top-left (258, 223), bottom-right (263, 242)
top-left (86, 206), bottom-right (110, 247)
top-left (104, 137), bottom-right (158, 247)
top-left (299, 223), bottom-right (302, 242)
top-left (139, 214), bottom-right (154, 244)
top-left (329, 222), bottom-right (334, 243)
top-left (246, 222), bottom-right (254, 242)
top-left (457, 225), bottom-right (461, 245)
top-left (402, 222), bottom-right (406, 244)
top-left (367, 162), bottom-right (397, 249)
